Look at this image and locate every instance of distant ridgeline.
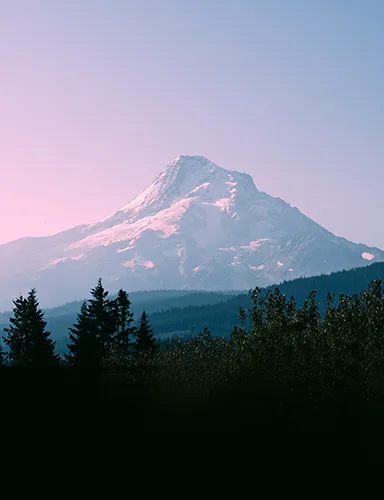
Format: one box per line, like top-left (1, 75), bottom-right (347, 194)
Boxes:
top-left (149, 262), bottom-right (384, 338)
top-left (1, 262), bottom-right (384, 354)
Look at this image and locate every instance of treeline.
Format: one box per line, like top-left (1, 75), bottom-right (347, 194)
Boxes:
top-left (138, 279), bottom-right (384, 431)
top-left (0, 290), bottom-right (233, 324)
top-left (2, 275), bottom-right (384, 434)
top-left (148, 261), bottom-right (384, 337)
top-left (2, 262), bottom-right (382, 347)
top-left (0, 279), bottom-right (156, 367)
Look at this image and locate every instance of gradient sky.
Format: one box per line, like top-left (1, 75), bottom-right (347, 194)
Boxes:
top-left (0, 0), bottom-right (383, 248)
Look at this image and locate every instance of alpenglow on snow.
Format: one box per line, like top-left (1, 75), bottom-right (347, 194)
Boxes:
top-left (0, 155), bottom-right (383, 309)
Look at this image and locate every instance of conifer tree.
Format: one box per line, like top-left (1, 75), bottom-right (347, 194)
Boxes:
top-left (134, 310), bottom-right (156, 356)
top-left (114, 289), bottom-right (135, 355)
top-left (200, 325), bottom-right (212, 339)
top-left (3, 295), bottom-right (29, 366)
top-left (87, 279), bottom-right (117, 357)
top-left (0, 342), bottom-right (6, 367)
top-left (230, 325), bottom-right (247, 342)
top-left (23, 289), bottom-right (59, 367)
top-left (66, 301), bottom-right (101, 367)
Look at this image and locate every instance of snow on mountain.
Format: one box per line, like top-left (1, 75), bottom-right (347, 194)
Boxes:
top-left (0, 155), bottom-right (383, 309)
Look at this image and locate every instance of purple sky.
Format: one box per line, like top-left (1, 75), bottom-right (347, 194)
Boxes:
top-left (0, 0), bottom-right (383, 248)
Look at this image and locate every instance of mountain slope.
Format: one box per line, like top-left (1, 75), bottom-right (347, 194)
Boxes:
top-left (0, 155), bottom-right (383, 309)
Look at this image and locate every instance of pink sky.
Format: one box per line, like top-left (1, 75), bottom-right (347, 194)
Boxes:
top-left (0, 1), bottom-right (383, 249)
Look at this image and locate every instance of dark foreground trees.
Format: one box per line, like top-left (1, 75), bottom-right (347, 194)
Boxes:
top-left (66, 280), bottom-right (114, 368)
top-left (0, 342), bottom-right (5, 367)
top-left (66, 301), bottom-right (100, 367)
top-left (2, 276), bottom-right (384, 435)
top-left (3, 289), bottom-right (58, 367)
top-left (115, 289), bottom-right (135, 355)
top-left (3, 296), bottom-right (28, 366)
top-left (24, 289), bottom-right (59, 366)
top-left (134, 310), bottom-right (156, 356)
top-left (65, 279), bottom-right (139, 368)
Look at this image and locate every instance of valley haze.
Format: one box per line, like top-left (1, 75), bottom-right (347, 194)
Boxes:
top-left (0, 155), bottom-right (383, 310)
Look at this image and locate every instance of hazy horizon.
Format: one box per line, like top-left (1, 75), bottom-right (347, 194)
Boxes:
top-left (1, 1), bottom-right (383, 248)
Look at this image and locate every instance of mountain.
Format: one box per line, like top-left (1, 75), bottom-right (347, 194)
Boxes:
top-left (0, 155), bottom-right (383, 309)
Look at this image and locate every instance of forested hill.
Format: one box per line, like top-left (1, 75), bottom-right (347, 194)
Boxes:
top-left (148, 262), bottom-right (384, 338)
top-left (1, 262), bottom-right (384, 353)
top-left (0, 290), bottom-right (236, 324)
top-left (0, 290), bottom-right (237, 347)
top-left (265, 261), bottom-right (384, 310)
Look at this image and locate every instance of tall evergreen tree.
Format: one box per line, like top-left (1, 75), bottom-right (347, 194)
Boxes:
top-left (87, 279), bottom-right (117, 357)
top-left (24, 289), bottom-right (59, 367)
top-left (134, 310), bottom-right (156, 356)
top-left (114, 289), bottom-right (135, 355)
top-left (66, 301), bottom-right (101, 367)
top-left (0, 342), bottom-right (6, 367)
top-left (3, 296), bottom-right (29, 366)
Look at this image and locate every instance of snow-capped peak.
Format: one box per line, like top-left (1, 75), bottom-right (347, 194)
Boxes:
top-left (167, 155), bottom-right (217, 170)
top-left (101, 155), bottom-right (259, 225)
top-left (0, 154), bottom-right (383, 309)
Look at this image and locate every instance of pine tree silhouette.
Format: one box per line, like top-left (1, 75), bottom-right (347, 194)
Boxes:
top-left (66, 279), bottom-right (121, 367)
top-left (66, 301), bottom-right (101, 367)
top-left (114, 289), bottom-right (135, 355)
top-left (3, 295), bottom-right (29, 366)
top-left (23, 289), bottom-right (59, 367)
top-left (0, 342), bottom-right (6, 367)
top-left (200, 325), bottom-right (212, 339)
top-left (134, 310), bottom-right (156, 356)
top-left (88, 278), bottom-right (117, 357)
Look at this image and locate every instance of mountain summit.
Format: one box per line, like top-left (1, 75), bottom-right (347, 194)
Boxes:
top-left (0, 155), bottom-right (383, 308)
top-left (99, 155), bottom-right (258, 225)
